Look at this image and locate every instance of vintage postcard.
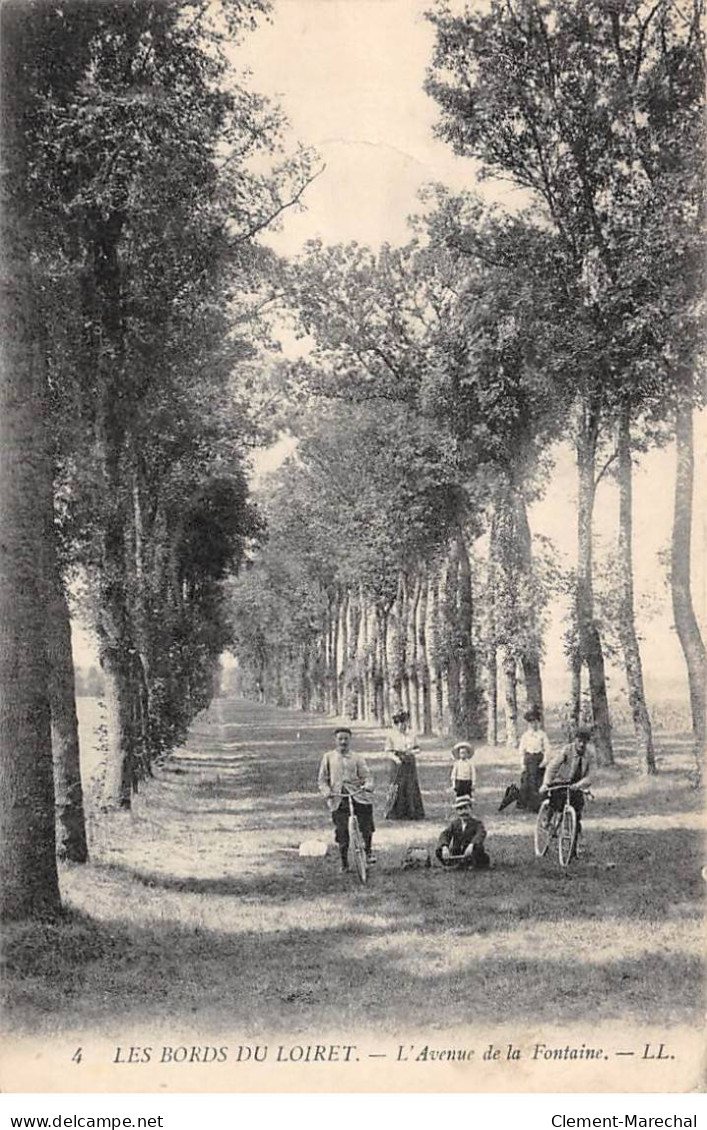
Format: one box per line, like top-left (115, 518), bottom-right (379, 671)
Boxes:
top-left (1, 0), bottom-right (704, 1096)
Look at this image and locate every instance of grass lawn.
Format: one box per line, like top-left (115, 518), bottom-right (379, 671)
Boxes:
top-left (1, 698), bottom-right (704, 1090)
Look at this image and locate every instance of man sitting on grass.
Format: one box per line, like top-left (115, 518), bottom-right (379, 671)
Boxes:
top-left (435, 795), bottom-right (490, 869)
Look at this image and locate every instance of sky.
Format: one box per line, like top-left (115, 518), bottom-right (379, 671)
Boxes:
top-left (74, 0), bottom-right (705, 707)
top-left (236, 0), bottom-right (524, 253)
top-left (239, 0), bottom-right (705, 705)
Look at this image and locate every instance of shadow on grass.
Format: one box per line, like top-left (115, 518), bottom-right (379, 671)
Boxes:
top-left (75, 821), bottom-right (705, 928)
top-left (5, 698), bottom-right (700, 1040)
top-left (2, 865), bottom-right (702, 1038)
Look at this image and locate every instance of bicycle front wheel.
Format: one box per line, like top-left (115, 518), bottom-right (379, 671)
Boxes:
top-left (558, 804), bottom-right (577, 867)
top-left (534, 800), bottom-right (552, 857)
top-left (349, 815), bottom-right (367, 884)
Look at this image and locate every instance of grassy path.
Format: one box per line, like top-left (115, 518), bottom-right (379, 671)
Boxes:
top-left (3, 698), bottom-right (704, 1044)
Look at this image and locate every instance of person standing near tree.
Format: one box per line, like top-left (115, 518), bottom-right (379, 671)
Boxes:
top-left (384, 710), bottom-right (425, 820)
top-left (517, 706), bottom-right (551, 811)
top-left (318, 727), bottom-right (376, 871)
top-left (498, 706), bottom-right (551, 813)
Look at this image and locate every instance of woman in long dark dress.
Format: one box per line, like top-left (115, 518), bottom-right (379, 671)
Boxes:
top-left (498, 705), bottom-right (551, 813)
top-left (384, 710), bottom-right (425, 820)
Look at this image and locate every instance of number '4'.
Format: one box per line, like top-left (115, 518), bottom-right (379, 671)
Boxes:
top-left (72, 1048), bottom-right (83, 1064)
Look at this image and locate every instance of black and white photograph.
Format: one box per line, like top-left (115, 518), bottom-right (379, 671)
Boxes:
top-left (0, 0), bottom-right (705, 1096)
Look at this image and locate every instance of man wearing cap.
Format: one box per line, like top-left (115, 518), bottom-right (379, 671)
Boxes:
top-left (318, 727), bottom-right (375, 872)
top-left (540, 724), bottom-right (594, 845)
top-left (435, 795), bottom-right (490, 869)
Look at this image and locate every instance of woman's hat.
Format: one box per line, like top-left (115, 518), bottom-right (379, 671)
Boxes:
top-left (392, 710), bottom-right (410, 724)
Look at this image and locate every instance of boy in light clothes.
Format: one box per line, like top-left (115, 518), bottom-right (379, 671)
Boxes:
top-left (450, 740), bottom-right (476, 800)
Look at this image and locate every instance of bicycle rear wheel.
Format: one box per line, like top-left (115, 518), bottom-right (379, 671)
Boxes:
top-left (349, 815), bottom-right (367, 884)
top-left (534, 800), bottom-right (552, 857)
top-left (558, 804), bottom-right (577, 867)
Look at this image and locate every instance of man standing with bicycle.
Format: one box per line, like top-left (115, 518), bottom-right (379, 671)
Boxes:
top-left (540, 723), bottom-right (594, 846)
top-left (318, 727), bottom-right (375, 872)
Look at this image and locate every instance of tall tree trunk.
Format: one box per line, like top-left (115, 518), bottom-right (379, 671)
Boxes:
top-left (46, 542), bottom-right (89, 862)
top-left (398, 574), bottom-right (409, 717)
top-left (130, 459), bottom-right (153, 765)
top-left (513, 489), bottom-right (544, 721)
top-left (338, 587), bottom-right (348, 715)
top-left (407, 572), bottom-right (421, 731)
top-left (101, 655), bottom-right (135, 808)
top-left (345, 587), bottom-right (359, 719)
top-left (569, 647), bottom-right (582, 734)
top-left (0, 314), bottom-right (61, 917)
top-left (616, 408), bottom-right (656, 774)
top-left (356, 586), bottom-right (369, 720)
top-left (520, 656), bottom-right (544, 719)
top-left (330, 590), bottom-right (340, 715)
top-left (0, 25), bottom-right (61, 913)
top-left (373, 601), bottom-right (383, 721)
top-left (502, 652), bottom-right (518, 748)
top-left (324, 610), bottom-right (331, 712)
top-left (363, 596), bottom-right (375, 721)
top-left (486, 639), bottom-right (498, 746)
top-left (443, 541), bottom-right (461, 735)
top-left (299, 640), bottom-right (310, 711)
top-left (486, 507), bottom-right (499, 745)
top-left (312, 635), bottom-right (325, 713)
top-left (380, 607), bottom-right (391, 724)
top-left (0, 352), bottom-right (61, 916)
top-left (427, 565), bottom-right (445, 734)
top-left (389, 578), bottom-right (404, 717)
top-left (456, 527), bottom-right (483, 738)
top-left (91, 206), bottom-right (142, 807)
top-left (0, 4), bottom-right (67, 916)
top-left (671, 386), bottom-right (706, 774)
top-left (415, 569), bottom-right (431, 736)
top-left (98, 495), bottom-right (138, 810)
top-left (576, 418), bottom-right (614, 765)
top-left (328, 593), bottom-right (336, 713)
top-left (417, 567), bottom-right (433, 735)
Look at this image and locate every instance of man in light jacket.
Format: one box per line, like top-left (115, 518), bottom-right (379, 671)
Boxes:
top-left (318, 727), bottom-right (375, 872)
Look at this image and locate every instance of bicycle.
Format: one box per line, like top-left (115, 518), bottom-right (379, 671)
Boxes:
top-left (330, 787), bottom-right (372, 884)
top-left (534, 784), bottom-right (591, 867)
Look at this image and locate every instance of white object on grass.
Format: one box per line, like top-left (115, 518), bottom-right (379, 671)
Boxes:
top-left (298, 839), bottom-right (329, 858)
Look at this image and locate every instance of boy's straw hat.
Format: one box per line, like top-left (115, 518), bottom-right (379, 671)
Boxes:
top-left (452, 740), bottom-right (474, 755)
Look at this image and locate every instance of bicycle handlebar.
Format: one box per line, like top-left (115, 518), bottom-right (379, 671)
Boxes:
top-left (542, 784), bottom-right (592, 795)
top-left (328, 787), bottom-right (374, 800)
